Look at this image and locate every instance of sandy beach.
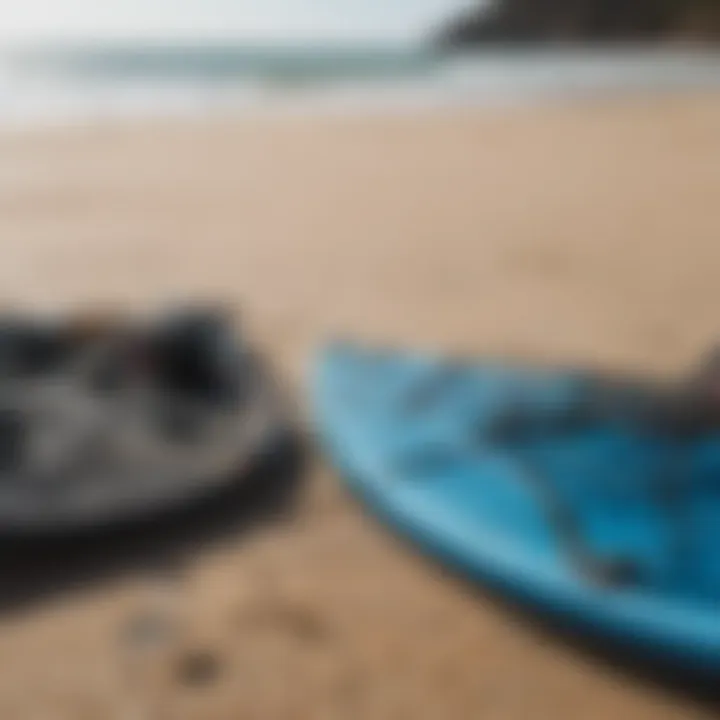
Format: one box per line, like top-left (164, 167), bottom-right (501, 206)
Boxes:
top-left (0, 93), bottom-right (719, 718)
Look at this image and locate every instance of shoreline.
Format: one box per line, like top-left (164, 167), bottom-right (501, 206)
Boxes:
top-left (0, 83), bottom-right (717, 140)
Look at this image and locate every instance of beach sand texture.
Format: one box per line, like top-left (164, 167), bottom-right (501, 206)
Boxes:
top-left (0, 94), bottom-right (719, 718)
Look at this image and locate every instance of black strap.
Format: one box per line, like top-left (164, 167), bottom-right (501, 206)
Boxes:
top-left (511, 453), bottom-right (642, 588)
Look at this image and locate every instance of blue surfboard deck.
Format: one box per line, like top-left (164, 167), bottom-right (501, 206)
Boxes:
top-left (311, 343), bottom-right (720, 675)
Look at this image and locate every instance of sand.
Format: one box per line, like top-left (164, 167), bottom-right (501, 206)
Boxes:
top-left (0, 93), bottom-right (719, 718)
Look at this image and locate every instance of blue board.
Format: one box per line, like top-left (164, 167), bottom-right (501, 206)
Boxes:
top-left (311, 343), bottom-right (720, 675)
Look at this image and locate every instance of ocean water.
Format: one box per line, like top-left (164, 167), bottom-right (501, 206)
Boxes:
top-left (1, 44), bottom-right (720, 127)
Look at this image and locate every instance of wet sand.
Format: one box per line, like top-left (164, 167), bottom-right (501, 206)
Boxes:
top-left (0, 94), bottom-right (719, 718)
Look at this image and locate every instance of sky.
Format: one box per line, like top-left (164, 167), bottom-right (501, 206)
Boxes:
top-left (0, 0), bottom-right (478, 45)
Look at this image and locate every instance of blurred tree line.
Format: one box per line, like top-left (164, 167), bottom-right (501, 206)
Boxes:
top-left (437, 0), bottom-right (720, 45)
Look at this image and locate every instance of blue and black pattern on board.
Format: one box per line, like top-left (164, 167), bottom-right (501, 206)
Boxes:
top-left (312, 343), bottom-right (720, 673)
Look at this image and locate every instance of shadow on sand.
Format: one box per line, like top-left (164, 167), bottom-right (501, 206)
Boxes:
top-left (0, 433), bottom-right (306, 616)
top-left (349, 494), bottom-right (720, 714)
top-left (469, 576), bottom-right (720, 713)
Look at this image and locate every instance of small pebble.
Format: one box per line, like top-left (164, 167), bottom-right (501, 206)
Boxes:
top-left (175, 650), bottom-right (221, 687)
